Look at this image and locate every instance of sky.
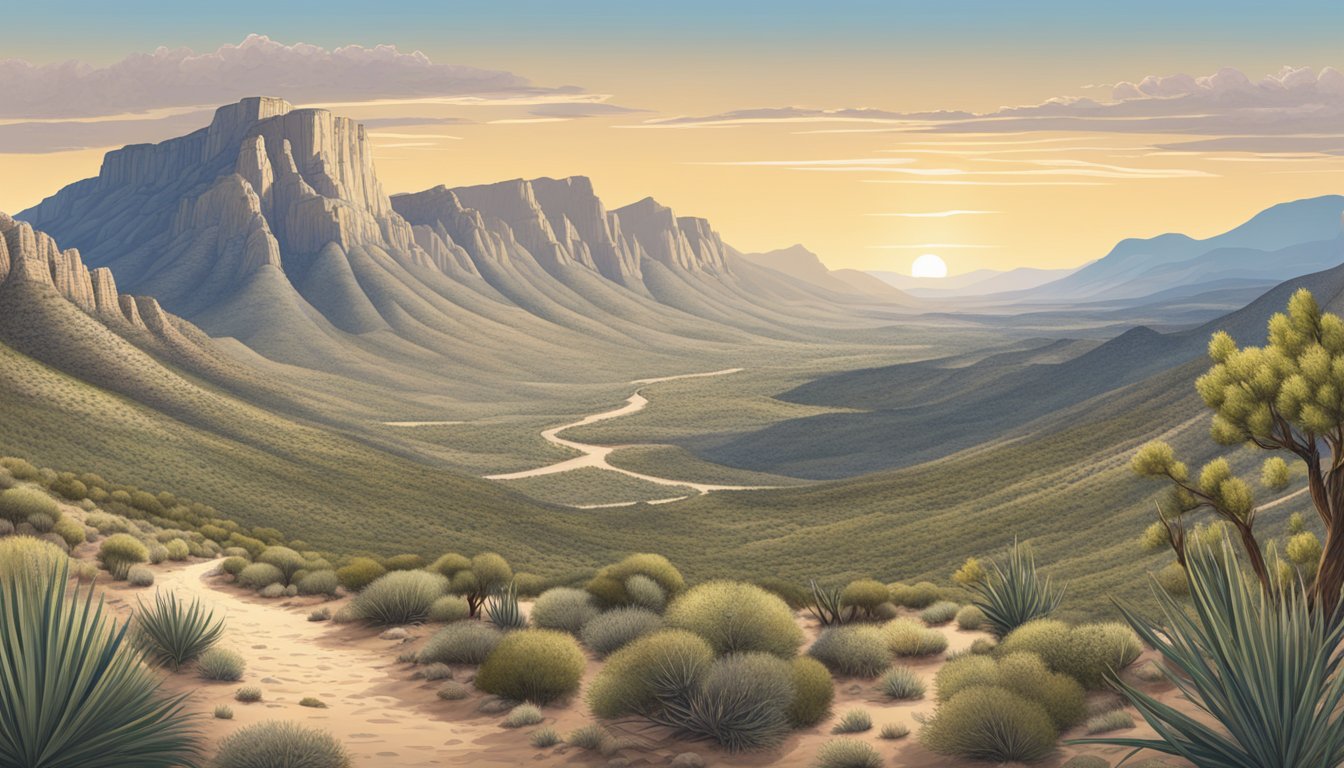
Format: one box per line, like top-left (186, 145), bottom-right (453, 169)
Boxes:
top-left (3, 1), bottom-right (1344, 275)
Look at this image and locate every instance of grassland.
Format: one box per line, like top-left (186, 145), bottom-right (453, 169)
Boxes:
top-left (606, 445), bottom-right (811, 487)
top-left (499, 467), bottom-right (697, 507)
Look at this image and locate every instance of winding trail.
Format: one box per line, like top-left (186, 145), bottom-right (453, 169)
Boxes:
top-left (485, 368), bottom-right (776, 501)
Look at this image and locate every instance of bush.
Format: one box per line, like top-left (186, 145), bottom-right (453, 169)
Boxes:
top-left (440, 552), bottom-right (514, 616)
top-left (935, 652), bottom-right (1083, 729)
top-left (299, 697), bottom-right (327, 708)
top-left (25, 512), bottom-right (53, 533)
top-left (502, 703), bottom-right (544, 728)
top-left (485, 581), bottom-right (525, 630)
top-left (475, 629), bottom-right (586, 704)
top-left (530, 726), bottom-right (561, 748)
top-left (683, 652), bottom-right (795, 752)
top-left (880, 723), bottom-right (910, 740)
top-left (383, 553), bottom-right (425, 571)
top-left (920, 686), bottom-right (1058, 763)
top-left (787, 656), bottom-right (834, 727)
top-left (999, 620), bottom-right (1142, 689)
top-left (883, 618), bottom-right (948, 657)
top-left (0, 518), bottom-right (11, 536)
top-left (839, 579), bottom-right (890, 618)
top-left (879, 666), bottom-right (925, 700)
top-left (349, 570), bottom-right (449, 625)
top-left (955, 604), bottom-right (986, 631)
top-left (308, 607), bottom-right (331, 622)
top-left (969, 540), bottom-right (1065, 638)
top-left (815, 739), bottom-right (882, 768)
top-left (98, 533), bottom-right (148, 579)
top-left (126, 565), bottom-right (155, 587)
top-left (586, 553), bottom-right (685, 607)
top-left (0, 536), bottom-right (67, 582)
top-left (568, 724), bottom-right (607, 750)
top-left (214, 704), bottom-right (233, 720)
top-left (921, 601), bottom-right (960, 626)
top-left (214, 721), bottom-right (350, 768)
top-left (257, 546), bottom-right (306, 583)
top-left (755, 578), bottom-right (809, 609)
top-left (259, 583), bottom-right (287, 599)
top-left (665, 581), bottom-right (803, 657)
top-left (297, 570), bottom-right (340, 597)
top-left (437, 681), bottom-right (470, 700)
top-left (890, 581), bottom-right (941, 609)
top-left (418, 621), bottom-right (503, 665)
top-left (163, 539), bottom-right (190, 561)
top-left (934, 654), bottom-right (999, 702)
top-left (234, 686), bottom-right (262, 703)
top-left (336, 557), bottom-right (386, 592)
top-left (51, 516), bottom-right (86, 548)
top-left (580, 606), bottom-right (663, 656)
top-left (135, 589), bottom-right (224, 670)
top-left (414, 662), bottom-right (453, 681)
top-left (427, 594), bottom-right (471, 622)
top-left (220, 556), bottom-right (249, 577)
top-left (624, 574), bottom-right (666, 612)
top-left (808, 625), bottom-right (889, 677)
top-left (0, 487), bottom-right (58, 525)
top-left (587, 630), bottom-right (714, 718)
top-left (198, 647), bottom-right (246, 681)
top-left (1086, 709), bottom-right (1135, 734)
top-left (237, 562), bottom-right (284, 590)
top-left (832, 708), bottom-right (872, 734)
top-left (530, 587), bottom-right (598, 634)
top-left (0, 557), bottom-right (200, 768)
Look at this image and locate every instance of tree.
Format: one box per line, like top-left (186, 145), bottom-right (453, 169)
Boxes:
top-left (432, 552), bottom-right (513, 618)
top-left (1133, 289), bottom-right (1340, 608)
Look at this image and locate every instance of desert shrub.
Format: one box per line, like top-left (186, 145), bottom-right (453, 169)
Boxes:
top-left (237, 562), bottom-right (284, 590)
top-left (25, 512), bottom-right (54, 533)
top-left (624, 574), bottom-right (667, 612)
top-left (335, 557), bottom-right (386, 592)
top-left (437, 681), bottom-right (470, 700)
top-left (815, 739), bottom-right (882, 768)
top-left (145, 543), bottom-right (168, 564)
top-left (755, 577), bottom-right (809, 609)
top-left (234, 686), bottom-right (262, 703)
top-left (486, 580), bottom-right (526, 630)
top-left (1086, 709), bottom-right (1135, 734)
top-left (586, 553), bottom-right (685, 609)
top-left (349, 570), bottom-right (449, 625)
top-left (259, 583), bottom-right (287, 598)
top-left (198, 647), bottom-right (246, 681)
top-left (968, 540), bottom-right (1065, 638)
top-left (299, 697), bottom-right (327, 708)
top-left (787, 656), bottom-right (834, 727)
top-left (920, 686), bottom-right (1058, 763)
top-left (530, 726), bottom-right (561, 748)
top-left (568, 724), bottom-right (607, 750)
top-left (297, 570), bottom-right (340, 597)
top-left (531, 587), bottom-right (598, 634)
top-left (884, 617), bottom-right (948, 657)
top-left (418, 621), bottom-right (504, 665)
top-left (0, 487), bottom-right (58, 525)
top-left (439, 552), bottom-right (514, 617)
top-left (0, 518), bottom-right (12, 536)
top-left (427, 552), bottom-right (473, 576)
top-left (971, 637), bottom-right (997, 655)
top-left (0, 457), bottom-right (40, 481)
top-left (935, 654), bottom-right (999, 702)
top-left (580, 606), bottom-right (663, 656)
top-left (683, 652), bottom-right (795, 751)
top-left (475, 629), bottom-right (586, 704)
top-left (832, 708), bottom-right (872, 734)
top-left (98, 533), bottom-right (148, 579)
top-left (665, 581), bottom-right (803, 657)
top-left (414, 662), bottom-right (453, 681)
top-left (51, 516), bottom-right (86, 548)
top-left (383, 553), bottom-right (425, 571)
top-left (214, 704), bottom-right (233, 720)
top-left (512, 572), bottom-right (546, 597)
top-left (127, 565), bottom-right (155, 587)
top-left (921, 601), bottom-right (960, 626)
top-left (808, 625), bottom-right (889, 677)
top-left (70, 559), bottom-right (99, 582)
top-left (890, 581), bottom-right (941, 609)
top-left (839, 579), bottom-right (890, 618)
top-left (880, 723), bottom-right (910, 740)
top-left (587, 630), bottom-right (714, 718)
top-left (427, 594), bottom-right (471, 622)
top-left (214, 721), bottom-right (350, 768)
top-left (135, 589), bottom-right (224, 670)
top-left (257, 546), bottom-right (306, 584)
top-left (879, 666), bottom-right (925, 700)
top-left (999, 620), bottom-right (1142, 689)
top-left (955, 604), bottom-right (986, 631)
top-left (49, 475), bottom-right (88, 501)
top-left (996, 652), bottom-right (1086, 729)
top-left (308, 607), bottom-right (331, 622)
top-left (161, 539), bottom-right (188, 561)
top-left (502, 703), bottom-right (544, 728)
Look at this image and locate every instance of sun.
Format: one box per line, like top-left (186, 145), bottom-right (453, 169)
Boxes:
top-left (911, 253), bottom-right (948, 278)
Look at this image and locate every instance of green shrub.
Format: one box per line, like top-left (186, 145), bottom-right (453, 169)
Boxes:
top-left (98, 533), bottom-right (148, 579)
top-left (997, 652), bottom-right (1086, 729)
top-left (935, 654), bottom-right (999, 702)
top-left (808, 625), bottom-right (889, 677)
top-left (839, 579), bottom-right (890, 618)
top-left (299, 697), bottom-right (327, 708)
top-left (24, 512), bottom-right (54, 533)
top-left (259, 583), bottom-right (287, 599)
top-left (335, 557), bottom-right (386, 592)
top-left (969, 540), bottom-right (1065, 638)
top-left (999, 620), bottom-right (1141, 689)
top-left (143, 543), bottom-right (167, 564)
top-left (955, 604), bottom-right (986, 631)
top-left (884, 617), bottom-right (948, 657)
top-left (127, 565), bottom-right (155, 587)
top-left (567, 724), bottom-right (607, 750)
top-left (0, 518), bottom-right (12, 536)
top-left (0, 536), bottom-right (68, 582)
top-left (0, 487), bottom-right (58, 525)
top-left (308, 607), bottom-right (331, 622)
top-left (921, 601), bottom-right (960, 626)
top-left (297, 570), bottom-right (340, 597)
top-left (529, 726), bottom-right (561, 748)
top-left (383, 553), bottom-right (425, 571)
top-left (624, 574), bottom-right (666, 612)
top-left (214, 721), bottom-right (349, 768)
top-left (437, 681), bottom-right (470, 700)
top-left (198, 647), bottom-right (246, 681)
top-left (665, 581), bottom-right (803, 657)
top-left (530, 587), bottom-right (598, 634)
top-left (832, 708), bottom-right (872, 734)
top-left (414, 662), bottom-right (453, 681)
top-left (513, 572), bottom-right (546, 597)
top-left (879, 666), bottom-right (925, 700)
top-left (475, 629), bottom-right (586, 704)
top-left (258, 546), bottom-right (306, 583)
top-left (234, 686), bottom-right (262, 703)
top-left (214, 704), bottom-right (233, 720)
top-left (440, 552), bottom-right (513, 617)
top-left (586, 553), bottom-right (685, 607)
top-left (49, 475), bottom-right (88, 501)
top-left (1086, 709), bottom-right (1134, 734)
top-left (889, 581), bottom-right (941, 609)
top-left (587, 630), bottom-right (714, 718)
top-left (755, 578), bottom-right (809, 609)
top-left (580, 606), bottom-right (663, 656)
top-left (135, 589), bottom-right (224, 670)
top-left (427, 594), bottom-right (470, 622)
top-left (0, 557), bottom-right (200, 768)
top-left (815, 739), bottom-right (882, 768)
top-left (418, 621), bottom-right (503, 665)
top-left (880, 723), bottom-right (910, 740)
top-left (486, 580), bottom-right (525, 630)
top-left (51, 516), bottom-right (86, 548)
top-left (787, 656), bottom-right (834, 727)
top-left (349, 570), bottom-right (449, 625)
top-left (427, 552), bottom-right (472, 576)
top-left (237, 562), bottom-right (284, 590)
top-left (0, 457), bottom-right (41, 481)
top-left (920, 686), bottom-right (1058, 763)
top-left (683, 652), bottom-right (795, 752)
top-left (502, 703), bottom-right (544, 728)
top-left (971, 637), bottom-right (997, 655)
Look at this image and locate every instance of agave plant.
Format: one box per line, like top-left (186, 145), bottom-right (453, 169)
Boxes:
top-left (969, 539), bottom-right (1064, 637)
top-left (0, 559), bottom-right (202, 767)
top-left (486, 580), bottom-right (526, 630)
top-left (806, 579), bottom-right (853, 626)
top-left (1073, 541), bottom-right (1344, 767)
top-left (135, 589), bottom-right (225, 670)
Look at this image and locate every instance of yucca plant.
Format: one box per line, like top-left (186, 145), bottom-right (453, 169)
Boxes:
top-left (969, 539), bottom-right (1064, 637)
top-left (1073, 541), bottom-right (1344, 767)
top-left (135, 589), bottom-right (225, 670)
top-left (486, 580), bottom-right (526, 630)
top-left (0, 559), bottom-right (202, 767)
top-left (807, 579), bottom-right (853, 626)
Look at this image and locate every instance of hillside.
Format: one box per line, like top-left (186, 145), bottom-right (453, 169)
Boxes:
top-left (739, 243), bottom-right (910, 299)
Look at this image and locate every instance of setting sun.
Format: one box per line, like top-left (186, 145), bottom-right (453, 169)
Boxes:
top-left (911, 253), bottom-right (949, 278)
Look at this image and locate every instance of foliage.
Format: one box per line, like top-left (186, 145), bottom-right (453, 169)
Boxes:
top-left (349, 570), bottom-right (449, 625)
top-left (831, 709), bottom-right (872, 734)
top-left (213, 705), bottom-right (232, 720)
top-left (529, 726), bottom-right (561, 748)
top-left (808, 625), bottom-right (890, 678)
top-left (680, 652), bottom-right (795, 752)
top-left (567, 724), bottom-right (608, 750)
top-left (382, 553), bottom-right (425, 571)
top-left (475, 629), bottom-right (586, 704)
top-left (999, 620), bottom-right (1142, 689)
top-left (503, 703), bottom-right (544, 728)
top-left (486, 580), bottom-right (526, 630)
top-left (437, 552), bottom-right (513, 617)
top-left (587, 630), bottom-right (714, 718)
top-left (1085, 709), bottom-right (1134, 734)
top-left (236, 562), bottom-right (284, 590)
top-left (234, 686), bottom-right (262, 702)
top-left (258, 546), bottom-right (307, 584)
top-left (52, 515), bottom-right (86, 548)
top-left (879, 723), bottom-right (910, 740)
top-left (889, 581), bottom-right (941, 609)
top-left (580, 606), bottom-right (663, 656)
top-left (815, 739), bottom-right (883, 768)
top-left (530, 587), bottom-right (598, 634)
top-left (0, 486), bottom-right (58, 525)
top-left (220, 556), bottom-right (249, 577)
top-left (920, 686), bottom-right (1058, 763)
top-left (213, 721), bottom-right (350, 768)
top-left (427, 594), bottom-right (471, 623)
top-left (879, 666), bottom-right (925, 700)
top-left (127, 565), bottom-right (156, 587)
top-left (297, 570), bottom-right (340, 597)
top-left (197, 647), bottom-right (245, 682)
top-left (586, 553), bottom-right (685, 607)
top-left (299, 697), bottom-right (327, 708)
top-left (839, 579), bottom-right (889, 619)
top-left (0, 535), bottom-right (68, 581)
top-left (418, 621), bottom-right (503, 665)
top-left (969, 540), bottom-right (1064, 637)
top-left (920, 601), bottom-right (960, 626)
top-left (806, 580), bottom-right (853, 626)
top-left (98, 533), bottom-right (149, 579)
top-left (436, 681), bottom-right (470, 700)
top-left (955, 604), bottom-right (986, 630)
top-left (335, 557), bottom-right (386, 592)
top-left (883, 617), bottom-right (948, 657)
top-left (135, 590), bottom-right (225, 670)
top-left (755, 577), bottom-right (809, 609)
top-left (665, 580), bottom-right (803, 657)
top-left (786, 656), bottom-right (834, 727)
top-left (624, 574), bottom-right (667, 612)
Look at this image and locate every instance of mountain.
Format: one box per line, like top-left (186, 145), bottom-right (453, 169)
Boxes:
top-left (739, 244), bottom-right (909, 299)
top-left (871, 266), bottom-right (1079, 297)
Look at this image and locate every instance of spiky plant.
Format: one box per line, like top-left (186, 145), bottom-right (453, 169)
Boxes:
top-left (970, 539), bottom-right (1064, 637)
top-left (0, 559), bottom-right (202, 767)
top-left (135, 589), bottom-right (225, 670)
top-left (1074, 540), bottom-right (1344, 766)
top-left (486, 580), bottom-right (526, 630)
top-left (806, 579), bottom-right (853, 626)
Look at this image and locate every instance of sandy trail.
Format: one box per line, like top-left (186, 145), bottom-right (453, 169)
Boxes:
top-left (486, 368), bottom-right (777, 497)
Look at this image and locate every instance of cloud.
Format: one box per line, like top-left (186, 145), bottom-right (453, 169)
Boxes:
top-left (0, 110), bottom-right (213, 154)
top-left (528, 102), bottom-right (648, 118)
top-left (628, 106), bottom-right (972, 128)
